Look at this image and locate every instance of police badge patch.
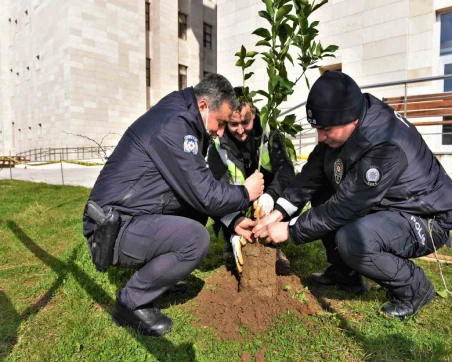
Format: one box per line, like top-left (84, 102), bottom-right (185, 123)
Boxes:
top-left (364, 165), bottom-right (381, 186)
top-left (183, 135), bottom-right (198, 154)
top-left (334, 158), bottom-right (343, 184)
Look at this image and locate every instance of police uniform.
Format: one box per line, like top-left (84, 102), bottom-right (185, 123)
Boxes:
top-left (207, 113), bottom-right (294, 233)
top-left (275, 92), bottom-right (452, 304)
top-left (83, 87), bottom-right (250, 311)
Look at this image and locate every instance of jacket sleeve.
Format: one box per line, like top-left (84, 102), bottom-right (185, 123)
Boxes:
top-left (288, 142), bottom-right (408, 244)
top-left (264, 131), bottom-right (295, 201)
top-left (207, 142), bottom-right (230, 184)
top-left (146, 115), bottom-right (250, 217)
top-left (274, 143), bottom-right (328, 218)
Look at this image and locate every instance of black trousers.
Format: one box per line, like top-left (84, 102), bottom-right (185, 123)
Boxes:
top-left (335, 211), bottom-right (449, 299)
top-left (115, 213), bottom-right (209, 310)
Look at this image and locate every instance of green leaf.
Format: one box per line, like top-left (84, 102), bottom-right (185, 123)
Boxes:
top-left (312, 0), bottom-right (328, 12)
top-left (305, 75), bottom-right (310, 89)
top-left (252, 27), bottom-right (272, 39)
top-left (256, 90), bottom-right (270, 98)
top-left (235, 59), bottom-right (243, 67)
top-left (286, 14), bottom-right (298, 22)
top-left (275, 4), bottom-right (292, 22)
top-left (241, 45), bottom-right (246, 59)
top-left (256, 40), bottom-right (271, 47)
top-left (258, 10), bottom-right (273, 25)
top-left (324, 44), bottom-right (339, 53)
top-left (437, 289), bottom-right (449, 298)
top-left (245, 59), bottom-right (255, 68)
top-left (248, 91), bottom-right (256, 98)
top-left (310, 20), bottom-right (319, 28)
top-left (282, 114), bottom-right (296, 125)
top-left (246, 51), bottom-right (259, 58)
top-left (244, 72), bottom-right (254, 80)
top-left (234, 51), bottom-right (241, 57)
top-left (286, 53), bottom-right (294, 65)
top-left (263, 0), bottom-right (274, 17)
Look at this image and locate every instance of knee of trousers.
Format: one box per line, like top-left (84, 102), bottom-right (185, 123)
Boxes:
top-left (179, 222), bottom-right (210, 263)
top-left (335, 221), bottom-right (380, 270)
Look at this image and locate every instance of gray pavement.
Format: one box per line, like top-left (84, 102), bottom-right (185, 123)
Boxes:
top-left (0, 161), bottom-right (103, 188)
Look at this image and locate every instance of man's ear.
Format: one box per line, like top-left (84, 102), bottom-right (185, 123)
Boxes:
top-left (198, 99), bottom-right (208, 112)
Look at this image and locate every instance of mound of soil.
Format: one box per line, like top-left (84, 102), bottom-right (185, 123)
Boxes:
top-left (188, 266), bottom-right (322, 340)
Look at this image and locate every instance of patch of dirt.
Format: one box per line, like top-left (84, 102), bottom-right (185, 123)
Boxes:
top-left (189, 266), bottom-right (322, 340)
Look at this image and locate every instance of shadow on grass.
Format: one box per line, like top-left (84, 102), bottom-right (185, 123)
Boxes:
top-left (286, 241), bottom-right (450, 361)
top-left (5, 220), bottom-right (197, 361)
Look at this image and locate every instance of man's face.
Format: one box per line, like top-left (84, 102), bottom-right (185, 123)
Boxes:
top-left (312, 120), bottom-right (358, 148)
top-left (228, 103), bottom-right (254, 142)
top-left (199, 100), bottom-right (234, 139)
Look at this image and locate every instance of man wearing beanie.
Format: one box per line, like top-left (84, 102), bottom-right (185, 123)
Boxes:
top-left (254, 71), bottom-right (452, 319)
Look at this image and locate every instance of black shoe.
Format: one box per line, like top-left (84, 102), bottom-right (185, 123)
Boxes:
top-left (275, 249), bottom-right (292, 276)
top-left (381, 285), bottom-right (436, 320)
top-left (311, 265), bottom-right (367, 294)
top-left (111, 298), bottom-right (173, 336)
top-left (222, 239), bottom-right (234, 262)
top-left (167, 281), bottom-right (188, 294)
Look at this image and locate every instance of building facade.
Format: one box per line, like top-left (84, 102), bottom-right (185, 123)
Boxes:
top-left (0, 0), bottom-right (217, 157)
top-left (217, 0), bottom-right (452, 166)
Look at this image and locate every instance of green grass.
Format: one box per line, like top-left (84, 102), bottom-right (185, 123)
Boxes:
top-left (1, 180), bottom-right (451, 362)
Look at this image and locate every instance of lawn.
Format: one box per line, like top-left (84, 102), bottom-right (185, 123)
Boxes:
top-left (1, 180), bottom-right (451, 362)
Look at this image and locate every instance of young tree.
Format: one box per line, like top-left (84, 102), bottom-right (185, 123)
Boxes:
top-left (235, 0), bottom-right (338, 295)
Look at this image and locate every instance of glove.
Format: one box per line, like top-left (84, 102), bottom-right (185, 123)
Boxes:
top-left (231, 234), bottom-right (247, 273)
top-left (253, 193), bottom-right (274, 219)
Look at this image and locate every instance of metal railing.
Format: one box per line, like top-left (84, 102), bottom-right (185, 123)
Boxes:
top-left (280, 74), bottom-right (452, 154)
top-left (16, 146), bottom-right (115, 162)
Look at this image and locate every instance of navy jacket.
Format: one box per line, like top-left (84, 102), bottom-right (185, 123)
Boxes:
top-left (276, 94), bottom-right (452, 244)
top-left (83, 88), bottom-right (249, 237)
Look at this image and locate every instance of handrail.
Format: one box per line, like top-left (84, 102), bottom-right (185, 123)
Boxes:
top-left (280, 74), bottom-right (452, 117)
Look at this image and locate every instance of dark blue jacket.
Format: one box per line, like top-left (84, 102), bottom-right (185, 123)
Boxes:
top-left (83, 88), bottom-right (249, 237)
top-left (276, 94), bottom-right (452, 244)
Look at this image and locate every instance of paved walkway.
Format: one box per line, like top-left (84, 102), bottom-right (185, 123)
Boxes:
top-left (0, 162), bottom-right (103, 188)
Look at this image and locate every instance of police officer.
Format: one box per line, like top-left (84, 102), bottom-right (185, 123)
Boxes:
top-left (208, 87), bottom-right (295, 273)
top-left (83, 74), bottom-right (264, 336)
top-left (254, 71), bottom-right (452, 319)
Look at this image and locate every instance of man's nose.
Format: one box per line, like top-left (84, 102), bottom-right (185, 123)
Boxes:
top-left (317, 129), bottom-right (327, 142)
top-left (237, 124), bottom-right (244, 134)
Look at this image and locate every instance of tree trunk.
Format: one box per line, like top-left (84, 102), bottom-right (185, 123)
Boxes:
top-left (239, 241), bottom-right (278, 298)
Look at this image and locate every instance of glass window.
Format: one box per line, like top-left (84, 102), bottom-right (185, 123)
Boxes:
top-left (443, 64), bottom-right (452, 145)
top-left (203, 23), bottom-right (212, 49)
top-left (179, 65), bottom-right (187, 90)
top-left (441, 12), bottom-right (452, 56)
top-left (146, 58), bottom-right (151, 87)
top-left (145, 2), bottom-right (150, 31)
top-left (179, 13), bottom-right (187, 40)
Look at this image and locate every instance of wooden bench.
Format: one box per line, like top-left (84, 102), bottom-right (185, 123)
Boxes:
top-left (383, 92), bottom-right (452, 123)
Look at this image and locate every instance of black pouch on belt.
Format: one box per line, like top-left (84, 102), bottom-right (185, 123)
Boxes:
top-left (84, 201), bottom-right (120, 273)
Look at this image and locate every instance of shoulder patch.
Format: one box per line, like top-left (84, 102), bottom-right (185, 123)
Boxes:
top-left (184, 135), bottom-right (198, 155)
top-left (364, 165), bottom-right (382, 186)
top-left (334, 158), bottom-right (343, 184)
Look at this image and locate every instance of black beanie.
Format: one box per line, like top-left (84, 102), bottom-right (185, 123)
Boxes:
top-left (306, 71), bottom-right (364, 126)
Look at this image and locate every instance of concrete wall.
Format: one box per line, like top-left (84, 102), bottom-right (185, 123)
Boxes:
top-left (1, 0), bottom-right (215, 155)
top-left (217, 0), bottom-right (452, 161)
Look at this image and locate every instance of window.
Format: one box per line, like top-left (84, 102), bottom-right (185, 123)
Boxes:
top-left (146, 58), bottom-right (151, 87)
top-left (179, 65), bottom-right (187, 90)
top-left (443, 63), bottom-right (452, 145)
top-left (440, 12), bottom-right (452, 56)
top-left (145, 2), bottom-right (150, 31)
top-left (178, 13), bottom-right (187, 40)
top-left (203, 23), bottom-right (212, 49)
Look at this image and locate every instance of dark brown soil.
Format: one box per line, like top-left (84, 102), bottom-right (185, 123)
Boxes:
top-left (188, 265), bottom-right (322, 340)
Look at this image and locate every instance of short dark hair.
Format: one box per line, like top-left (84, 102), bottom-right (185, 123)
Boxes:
top-left (194, 73), bottom-right (238, 112)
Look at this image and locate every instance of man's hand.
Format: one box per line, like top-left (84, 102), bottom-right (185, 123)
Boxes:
top-left (254, 221), bottom-right (289, 245)
top-left (231, 234), bottom-right (247, 273)
top-left (233, 217), bottom-right (257, 242)
top-left (243, 171), bottom-right (264, 202)
top-left (253, 193), bottom-right (274, 218)
top-left (252, 209), bottom-right (284, 235)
